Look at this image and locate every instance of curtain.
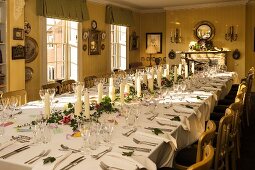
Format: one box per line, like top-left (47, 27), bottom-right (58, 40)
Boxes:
top-left (105, 5), bottom-right (134, 27)
top-left (36, 0), bottom-right (89, 22)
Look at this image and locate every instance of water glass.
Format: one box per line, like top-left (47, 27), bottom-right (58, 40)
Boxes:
top-left (42, 124), bottom-right (51, 144)
top-left (79, 121), bottom-right (91, 154)
top-left (126, 111), bottom-right (136, 127)
top-left (102, 123), bottom-right (114, 145)
top-left (89, 124), bottom-right (100, 150)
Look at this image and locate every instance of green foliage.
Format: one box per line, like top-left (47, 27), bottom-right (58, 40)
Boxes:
top-left (122, 151), bottom-right (134, 156)
top-left (171, 116), bottom-right (181, 121)
top-left (43, 157), bottom-right (56, 164)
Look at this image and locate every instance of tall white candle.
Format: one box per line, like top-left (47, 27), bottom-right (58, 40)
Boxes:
top-left (137, 77), bottom-right (141, 97)
top-left (124, 84), bottom-right (130, 94)
top-left (109, 77), bottom-right (114, 86)
top-left (191, 62), bottom-right (195, 74)
top-left (97, 83), bottom-right (103, 103)
top-left (120, 83), bottom-right (125, 105)
top-left (178, 64), bottom-right (182, 75)
top-left (84, 89), bottom-right (90, 118)
top-left (148, 78), bottom-right (154, 92)
top-left (157, 71), bottom-right (162, 88)
top-left (143, 74), bottom-right (148, 86)
top-left (185, 64), bottom-right (188, 78)
top-left (150, 68), bottom-right (155, 80)
top-left (109, 86), bottom-right (115, 102)
top-left (134, 73), bottom-right (138, 91)
top-left (158, 66), bottom-right (163, 73)
top-left (44, 92), bottom-right (50, 119)
top-left (174, 66), bottom-right (177, 83)
top-left (166, 64), bottom-right (169, 70)
top-left (74, 98), bottom-right (82, 116)
top-left (76, 84), bottom-right (82, 99)
top-left (165, 68), bottom-right (170, 80)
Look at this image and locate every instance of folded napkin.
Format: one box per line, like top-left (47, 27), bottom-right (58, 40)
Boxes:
top-left (173, 106), bottom-right (194, 114)
top-left (101, 152), bottom-right (145, 170)
top-left (135, 131), bottom-right (177, 149)
top-left (179, 115), bottom-right (191, 131)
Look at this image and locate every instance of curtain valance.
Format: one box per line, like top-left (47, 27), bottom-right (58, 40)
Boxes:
top-left (105, 5), bottom-right (134, 27)
top-left (36, 0), bottom-right (89, 22)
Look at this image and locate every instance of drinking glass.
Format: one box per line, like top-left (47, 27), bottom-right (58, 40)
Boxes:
top-left (39, 89), bottom-right (46, 102)
top-left (9, 96), bottom-right (18, 119)
top-left (79, 121), bottom-right (91, 154)
top-left (102, 123), bottom-right (114, 146)
top-left (173, 83), bottom-right (179, 93)
top-left (89, 123), bottom-right (99, 150)
top-left (42, 123), bottom-right (51, 144)
top-left (126, 111), bottom-right (136, 127)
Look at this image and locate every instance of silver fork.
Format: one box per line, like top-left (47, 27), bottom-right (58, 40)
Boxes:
top-left (147, 113), bottom-right (159, 121)
top-left (92, 147), bottom-right (112, 160)
top-left (100, 161), bottom-right (124, 170)
top-left (24, 150), bottom-right (45, 164)
top-left (28, 149), bottom-right (51, 164)
top-left (156, 121), bottom-right (177, 127)
top-left (133, 138), bottom-right (158, 146)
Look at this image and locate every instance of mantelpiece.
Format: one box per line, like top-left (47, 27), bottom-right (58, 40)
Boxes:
top-left (177, 50), bottom-right (231, 67)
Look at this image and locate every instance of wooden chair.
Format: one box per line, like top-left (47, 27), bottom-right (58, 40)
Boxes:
top-left (84, 76), bottom-right (97, 88)
top-left (2, 89), bottom-right (27, 106)
top-left (174, 120), bottom-right (216, 170)
top-left (214, 111), bottom-right (233, 170)
top-left (61, 79), bottom-right (76, 93)
top-left (41, 82), bottom-right (62, 94)
top-left (187, 144), bottom-right (214, 170)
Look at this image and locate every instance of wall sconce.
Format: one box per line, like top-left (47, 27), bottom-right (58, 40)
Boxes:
top-left (225, 25), bottom-right (238, 42)
top-left (170, 28), bottom-right (182, 43)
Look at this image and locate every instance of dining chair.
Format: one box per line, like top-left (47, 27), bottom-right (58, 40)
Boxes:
top-left (2, 89), bottom-right (27, 106)
top-left (187, 144), bottom-right (214, 170)
top-left (84, 75), bottom-right (97, 88)
top-left (159, 144), bottom-right (214, 170)
top-left (41, 82), bottom-right (62, 95)
top-left (173, 120), bottom-right (216, 170)
top-left (61, 79), bottom-right (76, 93)
top-left (214, 111), bottom-right (234, 170)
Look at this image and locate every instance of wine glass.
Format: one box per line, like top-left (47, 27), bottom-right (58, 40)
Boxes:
top-left (47, 88), bottom-right (56, 104)
top-left (102, 123), bottom-right (114, 146)
top-left (79, 120), bottom-right (91, 155)
top-left (39, 89), bottom-right (46, 102)
top-left (9, 96), bottom-right (18, 119)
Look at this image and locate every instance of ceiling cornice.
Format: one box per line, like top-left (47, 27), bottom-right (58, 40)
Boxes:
top-left (164, 0), bottom-right (249, 11)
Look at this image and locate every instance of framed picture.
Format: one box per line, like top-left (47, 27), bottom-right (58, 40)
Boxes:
top-left (12, 45), bottom-right (25, 60)
top-left (146, 32), bottom-right (162, 53)
top-left (13, 28), bottom-right (24, 40)
top-left (130, 31), bottom-right (139, 50)
top-left (88, 30), bottom-right (101, 55)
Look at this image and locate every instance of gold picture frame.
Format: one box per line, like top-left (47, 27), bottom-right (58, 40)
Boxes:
top-left (146, 32), bottom-right (162, 53)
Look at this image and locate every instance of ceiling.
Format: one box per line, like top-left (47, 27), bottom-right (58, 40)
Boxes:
top-left (90, 0), bottom-right (249, 11)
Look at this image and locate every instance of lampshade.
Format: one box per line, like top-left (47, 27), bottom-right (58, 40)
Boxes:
top-left (146, 45), bottom-right (157, 54)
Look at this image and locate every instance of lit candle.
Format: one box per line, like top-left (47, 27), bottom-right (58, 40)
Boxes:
top-left (120, 83), bottom-right (125, 105)
top-left (44, 92), bottom-right (50, 118)
top-left (84, 89), bottom-right (90, 118)
top-left (191, 62), bottom-right (195, 74)
top-left (143, 74), bottom-right (148, 86)
top-left (174, 66), bottom-right (177, 83)
top-left (109, 86), bottom-right (115, 102)
top-left (97, 83), bottom-right (103, 103)
top-left (178, 64), bottom-right (182, 75)
top-left (109, 77), bottom-right (113, 86)
top-left (157, 70), bottom-right (162, 88)
top-left (148, 78), bottom-right (154, 92)
top-left (137, 77), bottom-right (141, 97)
top-left (185, 64), bottom-right (188, 78)
top-left (124, 84), bottom-right (130, 94)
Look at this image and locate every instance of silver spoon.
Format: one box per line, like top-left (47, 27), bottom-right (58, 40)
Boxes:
top-left (60, 144), bottom-right (80, 152)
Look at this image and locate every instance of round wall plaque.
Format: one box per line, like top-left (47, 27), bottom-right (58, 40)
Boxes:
top-left (168, 49), bottom-right (176, 59)
top-left (25, 66), bottom-right (33, 81)
top-left (232, 49), bottom-right (240, 60)
top-left (25, 36), bottom-right (38, 63)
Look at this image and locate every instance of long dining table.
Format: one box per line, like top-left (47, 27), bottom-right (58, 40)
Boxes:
top-left (0, 71), bottom-right (236, 170)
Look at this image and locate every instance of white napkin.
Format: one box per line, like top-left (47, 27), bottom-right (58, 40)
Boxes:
top-left (179, 115), bottom-right (191, 131)
top-left (101, 152), bottom-right (145, 170)
top-left (135, 131), bottom-right (177, 149)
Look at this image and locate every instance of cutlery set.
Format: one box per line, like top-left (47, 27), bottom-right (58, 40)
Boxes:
top-left (11, 135), bottom-right (31, 143)
top-left (144, 127), bottom-right (172, 132)
top-left (119, 145), bottom-right (151, 153)
top-left (24, 149), bottom-right (51, 164)
top-left (122, 128), bottom-right (137, 137)
top-left (0, 145), bottom-right (30, 159)
top-left (156, 121), bottom-right (178, 127)
top-left (147, 113), bottom-right (159, 121)
top-left (173, 109), bottom-right (192, 114)
top-left (133, 138), bottom-right (158, 146)
top-left (91, 147), bottom-right (112, 160)
top-left (100, 161), bottom-right (124, 170)
top-left (60, 156), bottom-right (86, 170)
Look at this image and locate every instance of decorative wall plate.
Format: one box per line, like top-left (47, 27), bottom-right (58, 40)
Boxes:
top-left (83, 31), bottom-right (88, 40)
top-left (25, 36), bottom-right (38, 63)
top-left (24, 21), bottom-right (31, 35)
top-left (101, 32), bottom-right (106, 40)
top-left (232, 49), bottom-right (240, 60)
top-left (91, 20), bottom-right (97, 30)
top-left (168, 49), bottom-right (176, 59)
top-left (25, 66), bottom-right (33, 81)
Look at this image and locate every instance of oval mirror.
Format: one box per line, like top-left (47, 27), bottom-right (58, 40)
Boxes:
top-left (194, 21), bottom-right (215, 41)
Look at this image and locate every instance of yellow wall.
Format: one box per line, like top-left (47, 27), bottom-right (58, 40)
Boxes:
top-left (24, 0), bottom-right (40, 101)
top-left (166, 5), bottom-right (246, 79)
top-left (140, 12), bottom-right (166, 66)
top-left (8, 0), bottom-right (25, 91)
top-left (24, 1), bottom-right (141, 101)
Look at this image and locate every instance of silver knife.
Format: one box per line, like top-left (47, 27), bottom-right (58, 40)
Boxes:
top-left (145, 127), bottom-right (172, 132)
top-left (60, 157), bottom-right (86, 170)
top-left (0, 145), bottom-right (30, 159)
top-left (119, 146), bottom-right (151, 152)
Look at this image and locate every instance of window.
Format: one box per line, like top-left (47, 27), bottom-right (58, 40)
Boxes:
top-left (46, 18), bottom-right (78, 81)
top-left (110, 25), bottom-right (127, 70)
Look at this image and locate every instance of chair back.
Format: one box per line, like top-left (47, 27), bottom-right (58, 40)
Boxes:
top-left (187, 144), bottom-right (214, 170)
top-left (84, 76), bottom-right (96, 88)
top-left (214, 112), bottom-right (233, 170)
top-left (61, 79), bottom-right (76, 93)
top-left (41, 82), bottom-right (62, 94)
top-left (196, 120), bottom-right (216, 162)
top-left (2, 89), bottom-right (27, 106)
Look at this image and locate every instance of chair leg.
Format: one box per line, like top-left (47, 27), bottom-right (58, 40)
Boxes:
top-left (225, 152), bottom-right (229, 170)
top-left (236, 133), bottom-right (241, 159)
top-left (231, 150), bottom-right (237, 170)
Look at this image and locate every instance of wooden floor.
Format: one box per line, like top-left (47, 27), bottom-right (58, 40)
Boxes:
top-left (239, 93), bottom-right (255, 170)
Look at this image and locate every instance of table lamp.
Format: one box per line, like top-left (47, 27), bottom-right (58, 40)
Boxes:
top-left (146, 45), bottom-right (157, 66)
